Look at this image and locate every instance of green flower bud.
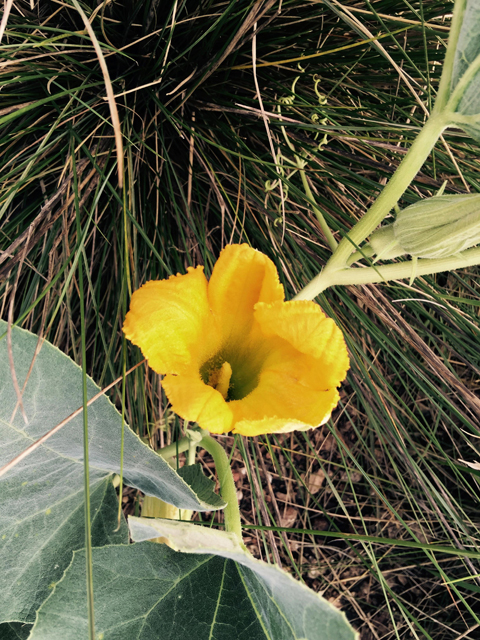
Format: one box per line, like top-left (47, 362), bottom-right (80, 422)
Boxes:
top-left (369, 193), bottom-right (480, 260)
top-left (368, 223), bottom-right (405, 260)
top-left (394, 194), bottom-right (480, 258)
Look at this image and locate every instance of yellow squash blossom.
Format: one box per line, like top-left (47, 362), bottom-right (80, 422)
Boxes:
top-left (123, 244), bottom-right (349, 436)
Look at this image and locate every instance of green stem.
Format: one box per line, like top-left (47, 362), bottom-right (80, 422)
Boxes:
top-left (187, 438), bottom-right (197, 466)
top-left (299, 164), bottom-right (338, 252)
top-left (116, 188), bottom-right (128, 530)
top-left (157, 435), bottom-right (195, 460)
top-left (157, 428), bottom-right (203, 464)
top-left (294, 247), bottom-right (480, 298)
top-left (199, 435), bottom-right (243, 542)
top-left (318, 113), bottom-right (447, 277)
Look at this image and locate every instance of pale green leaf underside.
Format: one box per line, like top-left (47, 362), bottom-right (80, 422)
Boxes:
top-left (451, 0), bottom-right (480, 98)
top-left (0, 321), bottom-right (222, 624)
top-left (130, 515), bottom-right (242, 553)
top-left (31, 538), bottom-right (358, 640)
top-left (450, 0), bottom-right (480, 139)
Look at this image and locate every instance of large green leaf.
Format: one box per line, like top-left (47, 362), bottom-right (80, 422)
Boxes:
top-left (29, 520), bottom-right (358, 640)
top-left (0, 321), bottom-right (223, 624)
top-left (451, 0), bottom-right (480, 94)
top-left (1, 475), bottom-right (125, 624)
top-left (449, 0), bottom-right (480, 139)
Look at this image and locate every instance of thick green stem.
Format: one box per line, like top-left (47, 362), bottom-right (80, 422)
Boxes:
top-left (294, 247), bottom-right (480, 298)
top-left (157, 432), bottom-right (242, 540)
top-left (200, 435), bottom-right (243, 542)
top-left (319, 113), bottom-right (447, 276)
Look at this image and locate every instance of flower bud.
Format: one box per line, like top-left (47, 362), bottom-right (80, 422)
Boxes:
top-left (368, 223), bottom-right (404, 260)
top-left (369, 193), bottom-right (480, 260)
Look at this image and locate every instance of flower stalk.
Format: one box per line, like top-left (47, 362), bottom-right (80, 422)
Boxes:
top-left (155, 429), bottom-right (243, 543)
top-left (199, 434), bottom-right (243, 543)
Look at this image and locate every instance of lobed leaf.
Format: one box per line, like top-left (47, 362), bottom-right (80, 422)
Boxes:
top-left (29, 524), bottom-right (358, 640)
top-left (0, 321), bottom-right (223, 624)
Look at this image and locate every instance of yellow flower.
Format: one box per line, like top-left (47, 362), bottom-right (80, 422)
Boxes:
top-left (123, 244), bottom-right (349, 436)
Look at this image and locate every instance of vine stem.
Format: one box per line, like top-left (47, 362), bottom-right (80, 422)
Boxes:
top-left (277, 98), bottom-right (338, 251)
top-left (295, 112), bottom-right (448, 300)
top-left (295, 246), bottom-right (480, 296)
top-left (330, 113), bottom-right (447, 268)
top-left (199, 435), bottom-right (243, 543)
top-left (433, 0), bottom-right (466, 113)
top-left (157, 431), bottom-right (243, 543)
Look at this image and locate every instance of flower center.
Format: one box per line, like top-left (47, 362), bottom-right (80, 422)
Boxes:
top-left (207, 361), bottom-right (232, 399)
top-left (200, 350), bottom-right (262, 401)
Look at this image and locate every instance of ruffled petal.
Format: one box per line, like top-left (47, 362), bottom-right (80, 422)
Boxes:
top-left (123, 266), bottom-right (214, 374)
top-left (162, 373), bottom-right (233, 435)
top-left (254, 300), bottom-right (349, 388)
top-left (208, 244), bottom-right (284, 345)
top-left (229, 301), bottom-right (349, 435)
top-left (230, 341), bottom-right (342, 434)
top-left (233, 413), bottom-right (332, 437)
